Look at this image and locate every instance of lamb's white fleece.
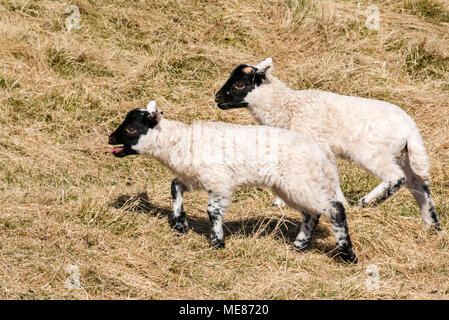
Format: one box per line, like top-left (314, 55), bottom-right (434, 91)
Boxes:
top-left (133, 117), bottom-right (346, 214)
top-left (236, 58), bottom-right (440, 229)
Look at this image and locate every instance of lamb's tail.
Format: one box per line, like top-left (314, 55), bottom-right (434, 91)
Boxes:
top-left (406, 133), bottom-right (431, 183)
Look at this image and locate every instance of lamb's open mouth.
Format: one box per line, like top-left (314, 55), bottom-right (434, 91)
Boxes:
top-left (110, 145), bottom-right (138, 158)
top-left (111, 146), bottom-right (124, 154)
top-left (111, 145), bottom-right (128, 157)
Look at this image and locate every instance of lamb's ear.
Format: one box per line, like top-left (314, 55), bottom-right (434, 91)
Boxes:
top-left (255, 58), bottom-right (273, 77)
top-left (242, 66), bottom-right (255, 75)
top-left (146, 111), bottom-right (162, 128)
top-left (146, 100), bottom-right (157, 112)
top-left (146, 101), bottom-right (163, 128)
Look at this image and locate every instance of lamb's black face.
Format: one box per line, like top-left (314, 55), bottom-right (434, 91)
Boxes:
top-left (215, 64), bottom-right (265, 110)
top-left (108, 109), bottom-right (159, 157)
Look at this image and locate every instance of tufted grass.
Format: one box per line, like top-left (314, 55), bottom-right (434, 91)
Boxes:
top-left (0, 0), bottom-right (448, 299)
top-left (403, 0), bottom-right (449, 23)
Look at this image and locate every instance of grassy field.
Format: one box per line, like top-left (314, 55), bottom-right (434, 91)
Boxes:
top-left (0, 0), bottom-right (448, 299)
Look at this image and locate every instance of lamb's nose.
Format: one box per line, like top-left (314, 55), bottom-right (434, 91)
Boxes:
top-left (108, 136), bottom-right (117, 145)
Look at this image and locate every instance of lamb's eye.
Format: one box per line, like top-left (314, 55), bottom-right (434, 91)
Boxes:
top-left (233, 82), bottom-right (246, 90)
top-left (125, 127), bottom-right (137, 135)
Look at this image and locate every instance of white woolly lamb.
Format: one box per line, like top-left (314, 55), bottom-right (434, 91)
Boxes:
top-left (215, 58), bottom-right (441, 230)
top-left (108, 100), bottom-right (357, 263)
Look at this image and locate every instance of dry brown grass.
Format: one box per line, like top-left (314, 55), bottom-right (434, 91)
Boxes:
top-left (0, 0), bottom-right (448, 300)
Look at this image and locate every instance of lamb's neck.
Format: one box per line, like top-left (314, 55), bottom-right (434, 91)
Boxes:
top-left (246, 76), bottom-right (294, 128)
top-left (138, 118), bottom-right (189, 172)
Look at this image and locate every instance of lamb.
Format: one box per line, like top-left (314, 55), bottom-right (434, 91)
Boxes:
top-left (215, 58), bottom-right (441, 231)
top-left (108, 100), bottom-right (357, 263)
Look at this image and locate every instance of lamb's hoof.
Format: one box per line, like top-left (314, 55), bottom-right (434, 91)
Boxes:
top-left (293, 240), bottom-right (311, 252)
top-left (426, 222), bottom-right (442, 232)
top-left (210, 239), bottom-right (225, 249)
top-left (173, 222), bottom-right (189, 234)
top-left (357, 198), bottom-right (367, 207)
top-left (272, 199), bottom-right (286, 208)
top-left (336, 248), bottom-right (358, 264)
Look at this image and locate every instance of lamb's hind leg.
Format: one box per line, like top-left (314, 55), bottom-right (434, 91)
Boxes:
top-left (170, 177), bottom-right (189, 233)
top-left (358, 159), bottom-right (406, 207)
top-left (207, 192), bottom-right (230, 248)
top-left (293, 212), bottom-right (321, 251)
top-left (325, 201), bottom-right (357, 263)
top-left (401, 157), bottom-right (441, 230)
top-left (272, 196), bottom-right (287, 208)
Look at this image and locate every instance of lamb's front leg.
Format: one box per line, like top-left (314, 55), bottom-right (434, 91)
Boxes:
top-left (207, 192), bottom-right (230, 248)
top-left (170, 177), bottom-right (189, 233)
top-left (293, 212), bottom-right (321, 251)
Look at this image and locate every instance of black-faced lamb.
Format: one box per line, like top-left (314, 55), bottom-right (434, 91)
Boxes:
top-left (215, 58), bottom-right (441, 231)
top-left (108, 101), bottom-right (357, 263)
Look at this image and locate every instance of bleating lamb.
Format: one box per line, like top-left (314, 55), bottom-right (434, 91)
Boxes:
top-left (108, 101), bottom-right (357, 263)
top-left (215, 58), bottom-right (441, 230)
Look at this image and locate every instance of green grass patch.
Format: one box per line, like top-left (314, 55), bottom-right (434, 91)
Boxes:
top-left (47, 48), bottom-right (114, 78)
top-left (1, 0), bottom-right (41, 17)
top-left (403, 0), bottom-right (449, 23)
top-left (0, 76), bottom-right (20, 90)
top-left (404, 40), bottom-right (449, 79)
